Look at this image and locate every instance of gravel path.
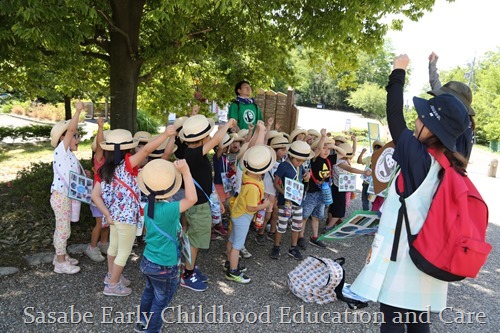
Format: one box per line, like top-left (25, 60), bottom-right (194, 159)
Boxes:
top-left (0, 113), bottom-right (498, 333)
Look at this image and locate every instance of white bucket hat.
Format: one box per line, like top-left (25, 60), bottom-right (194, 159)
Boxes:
top-left (241, 145), bottom-right (277, 175)
top-left (287, 140), bottom-right (315, 160)
top-left (237, 129), bottom-right (249, 139)
top-left (333, 135), bottom-right (348, 144)
top-left (230, 133), bottom-right (246, 143)
top-left (138, 159), bottom-right (182, 218)
top-left (178, 115), bottom-right (215, 142)
top-left (173, 116), bottom-right (188, 130)
top-left (50, 120), bottom-right (70, 148)
top-left (307, 129), bottom-right (321, 138)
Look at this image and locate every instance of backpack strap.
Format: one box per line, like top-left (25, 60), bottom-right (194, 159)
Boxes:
top-left (333, 257), bottom-right (369, 309)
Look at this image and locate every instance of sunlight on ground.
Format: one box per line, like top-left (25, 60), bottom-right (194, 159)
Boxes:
top-left (216, 281), bottom-right (235, 295)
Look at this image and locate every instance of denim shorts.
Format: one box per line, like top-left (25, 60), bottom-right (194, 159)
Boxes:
top-left (228, 213), bottom-right (252, 250)
top-left (302, 191), bottom-right (325, 220)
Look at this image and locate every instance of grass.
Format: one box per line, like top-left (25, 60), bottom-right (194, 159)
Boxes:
top-left (0, 140), bottom-right (93, 183)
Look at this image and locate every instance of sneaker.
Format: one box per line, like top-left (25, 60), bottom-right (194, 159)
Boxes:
top-left (240, 247), bottom-right (252, 259)
top-left (288, 247), bottom-right (304, 260)
top-left (103, 282), bottom-right (132, 297)
top-left (194, 266), bottom-right (209, 283)
top-left (104, 273), bottom-right (131, 287)
top-left (266, 232), bottom-right (275, 242)
top-left (225, 269), bottom-right (251, 284)
top-left (297, 237), bottom-right (307, 250)
top-left (180, 273), bottom-right (208, 292)
top-left (309, 237), bottom-right (327, 248)
top-left (323, 225), bottom-right (334, 233)
top-left (254, 234), bottom-right (266, 246)
top-left (85, 245), bottom-right (105, 262)
top-left (54, 260), bottom-right (80, 274)
top-left (270, 246), bottom-right (280, 259)
top-left (134, 322), bottom-right (146, 332)
top-left (52, 254), bottom-right (79, 266)
top-left (213, 224), bottom-right (228, 236)
top-left (223, 260), bottom-right (247, 272)
top-left (97, 241), bottom-right (109, 254)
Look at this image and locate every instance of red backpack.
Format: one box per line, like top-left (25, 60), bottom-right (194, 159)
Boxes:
top-left (392, 148), bottom-right (492, 281)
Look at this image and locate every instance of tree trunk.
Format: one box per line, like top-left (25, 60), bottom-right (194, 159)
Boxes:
top-left (108, 0), bottom-right (145, 132)
top-left (64, 95), bottom-right (72, 120)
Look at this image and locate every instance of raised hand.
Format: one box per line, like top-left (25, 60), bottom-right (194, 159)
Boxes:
top-left (97, 117), bottom-right (105, 128)
top-left (165, 125), bottom-right (176, 137)
top-left (428, 51), bottom-right (439, 63)
top-left (393, 54), bottom-right (410, 71)
top-left (174, 159), bottom-right (189, 174)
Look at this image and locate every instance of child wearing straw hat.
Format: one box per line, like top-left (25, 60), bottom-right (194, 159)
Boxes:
top-left (84, 117), bottom-right (109, 263)
top-left (254, 135), bottom-right (289, 245)
top-left (134, 159), bottom-right (197, 333)
top-left (212, 133), bottom-right (235, 237)
top-left (226, 145), bottom-right (276, 283)
top-left (271, 140), bottom-right (314, 260)
top-left (92, 125), bottom-right (177, 297)
top-left (357, 140), bottom-right (384, 211)
top-left (49, 101), bottom-right (86, 274)
top-left (178, 115), bottom-right (237, 292)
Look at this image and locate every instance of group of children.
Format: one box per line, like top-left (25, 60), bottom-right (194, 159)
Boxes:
top-left (48, 103), bottom-right (383, 332)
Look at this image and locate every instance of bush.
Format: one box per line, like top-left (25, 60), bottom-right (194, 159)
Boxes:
top-left (0, 161), bottom-right (94, 255)
top-left (0, 125), bottom-right (53, 141)
top-left (137, 110), bottom-right (161, 134)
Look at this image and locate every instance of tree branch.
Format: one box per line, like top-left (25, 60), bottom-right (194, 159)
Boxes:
top-left (187, 28), bottom-right (213, 38)
top-left (138, 64), bottom-right (163, 84)
top-left (96, 8), bottom-right (135, 59)
top-left (81, 51), bottom-right (110, 62)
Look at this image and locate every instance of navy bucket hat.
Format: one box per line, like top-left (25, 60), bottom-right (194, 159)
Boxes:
top-left (413, 93), bottom-right (470, 152)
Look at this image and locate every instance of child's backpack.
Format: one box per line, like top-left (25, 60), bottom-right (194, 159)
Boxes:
top-left (394, 148), bottom-right (492, 281)
top-left (287, 256), bottom-right (368, 309)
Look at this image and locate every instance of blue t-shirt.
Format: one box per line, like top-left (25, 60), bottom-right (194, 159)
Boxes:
top-left (274, 160), bottom-right (304, 206)
top-left (143, 201), bottom-right (181, 267)
top-left (392, 129), bottom-right (431, 196)
top-left (212, 154), bottom-right (229, 185)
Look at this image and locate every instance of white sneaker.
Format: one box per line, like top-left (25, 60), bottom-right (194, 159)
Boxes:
top-left (97, 241), bottom-right (109, 254)
top-left (52, 254), bottom-right (79, 266)
top-left (240, 247), bottom-right (252, 259)
top-left (54, 261), bottom-right (80, 274)
top-left (85, 245), bottom-right (105, 262)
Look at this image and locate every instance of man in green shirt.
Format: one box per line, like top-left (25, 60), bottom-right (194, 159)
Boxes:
top-left (228, 80), bottom-right (263, 131)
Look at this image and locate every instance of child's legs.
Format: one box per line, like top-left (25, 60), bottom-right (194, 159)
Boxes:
top-left (100, 226), bottom-right (109, 244)
top-left (290, 207), bottom-right (303, 247)
top-left (140, 257), bottom-right (179, 332)
top-left (327, 185), bottom-right (345, 227)
top-left (269, 201), bottom-right (278, 233)
top-left (184, 203), bottom-right (211, 270)
top-left (275, 207), bottom-right (288, 246)
top-left (227, 214), bottom-right (252, 270)
top-left (259, 194), bottom-right (275, 235)
top-left (90, 218), bottom-right (102, 248)
top-left (300, 191), bottom-right (320, 238)
top-left (109, 222), bottom-right (136, 284)
top-left (50, 191), bottom-right (72, 260)
top-left (361, 182), bottom-right (370, 211)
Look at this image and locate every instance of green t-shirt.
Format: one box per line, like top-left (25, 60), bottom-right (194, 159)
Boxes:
top-left (228, 102), bottom-right (263, 130)
top-left (143, 200), bottom-right (181, 267)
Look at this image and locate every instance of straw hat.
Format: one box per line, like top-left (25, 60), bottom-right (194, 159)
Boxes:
top-left (237, 129), bottom-right (249, 139)
top-left (372, 140), bottom-right (384, 150)
top-left (270, 135), bottom-right (289, 149)
top-left (287, 140), bottom-right (315, 160)
top-left (148, 136), bottom-right (177, 158)
top-left (237, 142), bottom-right (250, 160)
top-left (337, 142), bottom-right (353, 158)
top-left (173, 116), bottom-right (188, 130)
top-left (133, 131), bottom-right (152, 143)
top-left (310, 138), bottom-right (323, 151)
top-left (178, 115), bottom-right (215, 142)
top-left (100, 129), bottom-right (138, 151)
top-left (138, 159), bottom-right (182, 218)
top-left (333, 135), bottom-right (348, 144)
top-left (50, 120), bottom-right (70, 148)
top-left (307, 129), bottom-right (321, 138)
top-left (230, 133), bottom-right (246, 143)
top-left (280, 132), bottom-right (291, 142)
top-left (241, 145), bottom-right (277, 175)
top-left (220, 133), bottom-right (234, 149)
top-left (267, 130), bottom-right (281, 141)
top-left (91, 130), bottom-right (110, 152)
top-left (289, 128), bottom-right (308, 142)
